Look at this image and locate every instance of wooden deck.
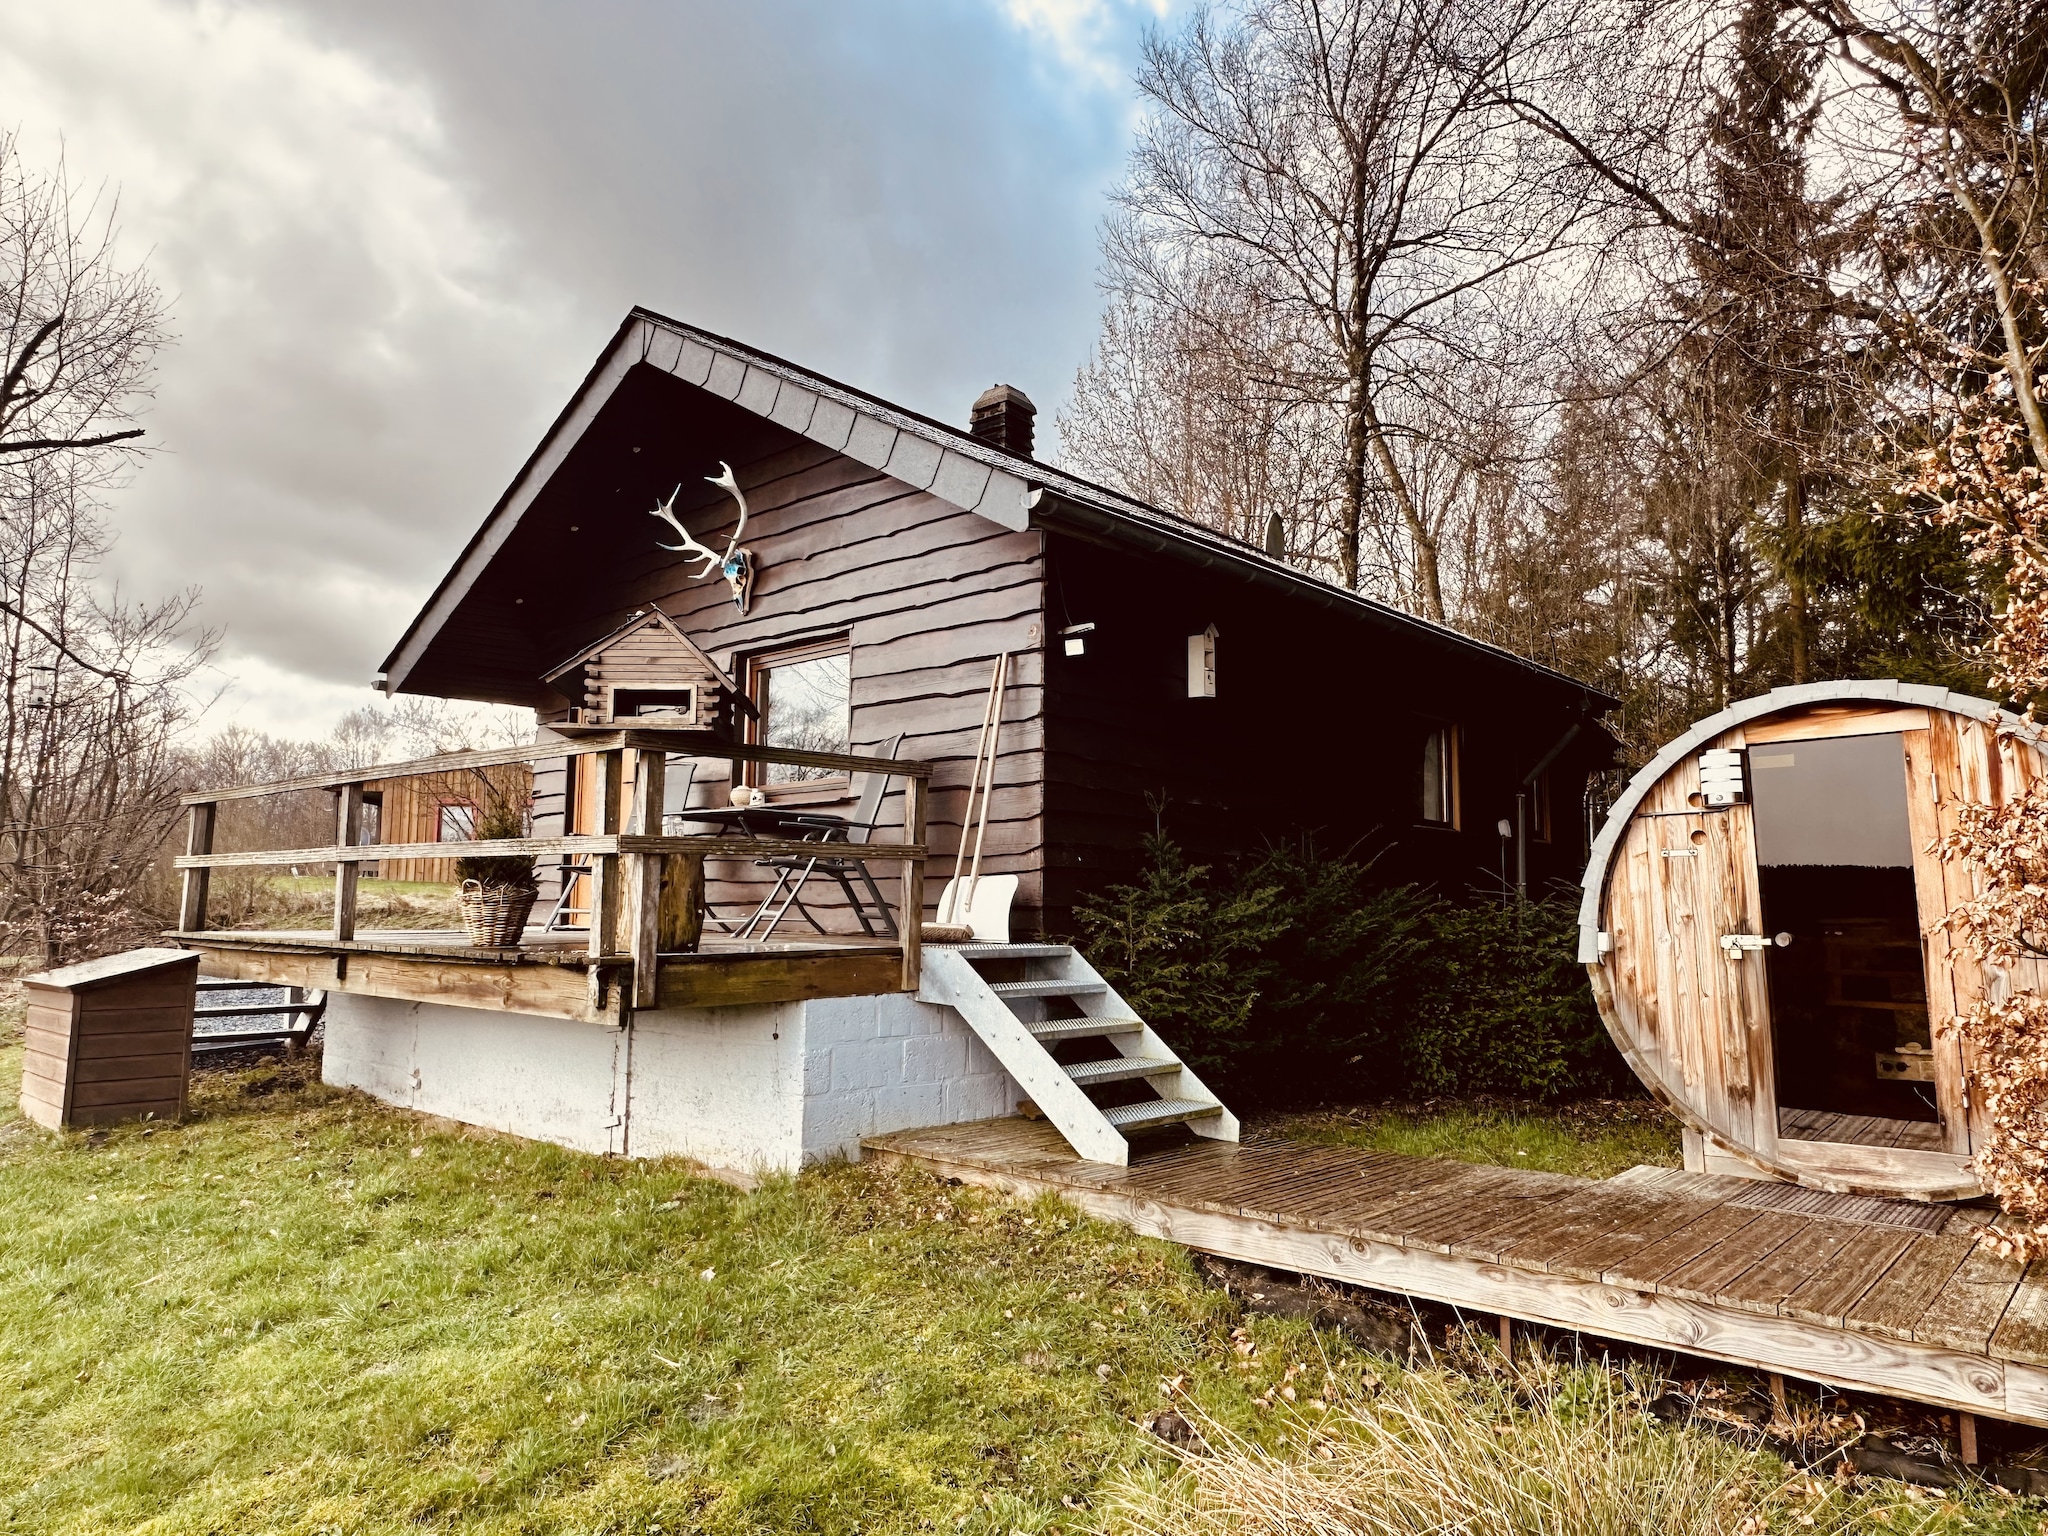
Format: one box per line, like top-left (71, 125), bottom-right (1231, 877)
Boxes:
top-left (174, 927), bottom-right (904, 1025)
top-left (865, 1117), bottom-right (2048, 1428)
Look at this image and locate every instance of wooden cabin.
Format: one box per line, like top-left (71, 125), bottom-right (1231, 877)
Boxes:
top-left (363, 762), bottom-right (534, 883)
top-left (1579, 680), bottom-right (2029, 1202)
top-left (174, 306), bottom-right (1615, 1179)
top-left (378, 308), bottom-right (1619, 932)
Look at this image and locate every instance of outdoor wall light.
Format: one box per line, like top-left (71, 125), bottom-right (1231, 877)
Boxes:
top-left (1060, 622), bottom-right (1096, 657)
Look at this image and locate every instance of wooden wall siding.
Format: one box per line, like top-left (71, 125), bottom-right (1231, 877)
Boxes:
top-left (1038, 532), bottom-right (1606, 932)
top-left (1599, 729), bottom-right (1774, 1159)
top-left (509, 382), bottom-right (1047, 932)
top-left (369, 765), bottom-right (534, 885)
top-left (1588, 696), bottom-right (2048, 1200)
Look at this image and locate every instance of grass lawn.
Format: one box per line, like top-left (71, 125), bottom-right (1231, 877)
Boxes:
top-left (1270, 1097), bottom-right (1685, 1181)
top-left (208, 874), bottom-right (463, 932)
top-left (0, 1032), bottom-right (2032, 1534)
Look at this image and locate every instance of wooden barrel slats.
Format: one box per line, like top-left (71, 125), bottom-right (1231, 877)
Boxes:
top-left (1580, 682), bottom-right (2048, 1203)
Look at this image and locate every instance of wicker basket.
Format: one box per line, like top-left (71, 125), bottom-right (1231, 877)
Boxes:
top-left (459, 880), bottom-right (538, 948)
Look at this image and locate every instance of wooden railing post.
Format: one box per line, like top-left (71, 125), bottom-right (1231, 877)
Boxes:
top-left (179, 802), bottom-right (216, 933)
top-left (901, 773), bottom-right (927, 992)
top-left (624, 749), bottom-right (665, 1007)
top-left (586, 749), bottom-right (624, 965)
top-left (333, 783), bottom-right (364, 941)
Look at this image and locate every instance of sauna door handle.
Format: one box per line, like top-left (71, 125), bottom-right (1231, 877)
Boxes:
top-left (1721, 933), bottom-right (1793, 957)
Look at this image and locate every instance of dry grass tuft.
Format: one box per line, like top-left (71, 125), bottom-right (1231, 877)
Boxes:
top-left (1104, 1352), bottom-right (1967, 1536)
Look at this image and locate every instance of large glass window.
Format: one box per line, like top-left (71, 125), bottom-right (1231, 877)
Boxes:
top-left (749, 640), bottom-right (852, 786)
top-left (436, 801), bottom-right (476, 842)
top-left (1419, 725), bottom-right (1458, 827)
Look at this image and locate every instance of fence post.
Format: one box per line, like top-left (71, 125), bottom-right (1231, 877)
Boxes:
top-left (624, 749), bottom-right (665, 1008)
top-left (586, 748), bottom-right (624, 968)
top-left (333, 783), bottom-right (364, 941)
top-left (179, 803), bottom-right (216, 933)
top-left (901, 772), bottom-right (927, 992)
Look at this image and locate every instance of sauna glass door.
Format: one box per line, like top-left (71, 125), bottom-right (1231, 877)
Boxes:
top-left (1747, 732), bottom-right (1944, 1146)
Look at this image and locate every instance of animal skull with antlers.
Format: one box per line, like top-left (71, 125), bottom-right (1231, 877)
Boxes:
top-left (649, 461), bottom-right (756, 615)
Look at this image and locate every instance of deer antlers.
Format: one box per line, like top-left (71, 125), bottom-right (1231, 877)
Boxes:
top-left (648, 461), bottom-right (756, 615)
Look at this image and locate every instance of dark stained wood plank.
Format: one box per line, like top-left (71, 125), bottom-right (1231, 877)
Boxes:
top-left (1384, 1169), bottom-right (1568, 1254)
top-left (1653, 1211), bottom-right (1811, 1302)
top-left (1546, 1193), bottom-right (1740, 1283)
top-left (1495, 1188), bottom-right (1677, 1274)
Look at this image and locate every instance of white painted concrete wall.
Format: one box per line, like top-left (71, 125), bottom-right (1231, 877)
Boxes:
top-left (321, 987), bottom-right (1018, 1175)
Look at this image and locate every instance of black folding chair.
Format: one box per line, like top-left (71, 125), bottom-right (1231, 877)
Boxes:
top-left (739, 734), bottom-right (903, 941)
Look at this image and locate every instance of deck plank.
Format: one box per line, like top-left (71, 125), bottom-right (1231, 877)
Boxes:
top-left (1714, 1219), bottom-right (1865, 1317)
top-left (1913, 1244), bottom-right (2026, 1354)
top-left (1544, 1194), bottom-right (1737, 1283)
top-left (1990, 1261), bottom-right (2048, 1364)
top-left (1604, 1203), bottom-right (1769, 1290)
top-left (1845, 1234), bottom-right (1978, 1341)
top-left (1782, 1227), bottom-right (1918, 1328)
top-left (1653, 1211), bottom-right (1811, 1301)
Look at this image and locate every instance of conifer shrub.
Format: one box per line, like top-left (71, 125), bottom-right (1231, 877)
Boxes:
top-left (1073, 835), bottom-right (1633, 1105)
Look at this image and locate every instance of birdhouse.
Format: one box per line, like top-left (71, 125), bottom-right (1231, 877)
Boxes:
top-left (542, 608), bottom-right (741, 732)
top-left (1579, 681), bottom-right (2047, 1202)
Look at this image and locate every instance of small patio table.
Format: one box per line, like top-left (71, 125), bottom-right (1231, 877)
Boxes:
top-left (676, 805), bottom-right (888, 940)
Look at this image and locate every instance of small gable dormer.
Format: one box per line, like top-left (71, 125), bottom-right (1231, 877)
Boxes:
top-left (542, 608), bottom-right (741, 732)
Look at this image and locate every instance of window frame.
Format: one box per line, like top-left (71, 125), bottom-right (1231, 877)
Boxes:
top-left (743, 635), bottom-right (854, 799)
top-left (1526, 772), bottom-right (1552, 843)
top-left (1417, 722), bottom-right (1461, 831)
top-left (435, 799), bottom-right (478, 843)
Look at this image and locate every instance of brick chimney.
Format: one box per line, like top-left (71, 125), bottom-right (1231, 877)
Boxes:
top-left (970, 384), bottom-right (1037, 458)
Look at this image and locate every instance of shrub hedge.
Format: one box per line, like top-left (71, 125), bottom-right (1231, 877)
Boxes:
top-left (1072, 834), bottom-right (1636, 1106)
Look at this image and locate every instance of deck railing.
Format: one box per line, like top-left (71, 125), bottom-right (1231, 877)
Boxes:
top-left (174, 728), bottom-right (933, 1005)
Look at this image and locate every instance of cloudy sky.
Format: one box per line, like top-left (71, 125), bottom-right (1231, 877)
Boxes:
top-left (1, 0), bottom-right (1174, 739)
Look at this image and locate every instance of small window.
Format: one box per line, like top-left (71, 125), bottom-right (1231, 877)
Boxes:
top-left (1419, 725), bottom-right (1459, 828)
top-left (1527, 774), bottom-right (1552, 843)
top-left (747, 639), bottom-right (852, 787)
top-left (436, 801), bottom-right (477, 842)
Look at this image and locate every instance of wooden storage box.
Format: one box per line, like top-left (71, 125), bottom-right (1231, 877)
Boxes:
top-left (19, 947), bottom-right (200, 1130)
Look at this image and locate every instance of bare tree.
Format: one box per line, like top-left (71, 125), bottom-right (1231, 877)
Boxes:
top-left (0, 131), bottom-right (166, 464)
top-left (1091, 0), bottom-right (1595, 617)
top-left (0, 455), bottom-right (210, 962)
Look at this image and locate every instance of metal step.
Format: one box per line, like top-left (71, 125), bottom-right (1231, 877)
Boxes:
top-left (938, 942), bottom-right (1073, 960)
top-left (1101, 1098), bottom-right (1227, 1133)
top-left (1029, 1016), bottom-right (1144, 1042)
top-left (1063, 1056), bottom-right (1179, 1087)
top-left (989, 978), bottom-right (1107, 1000)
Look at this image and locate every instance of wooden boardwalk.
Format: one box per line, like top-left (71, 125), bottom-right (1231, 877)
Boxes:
top-left (864, 1117), bottom-right (2048, 1429)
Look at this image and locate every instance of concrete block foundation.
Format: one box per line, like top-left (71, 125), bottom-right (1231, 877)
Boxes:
top-left (321, 988), bottom-right (1019, 1176)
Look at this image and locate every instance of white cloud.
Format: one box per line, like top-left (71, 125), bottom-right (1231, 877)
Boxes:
top-left (0, 0), bottom-right (590, 737)
top-left (1000, 0), bottom-right (1177, 88)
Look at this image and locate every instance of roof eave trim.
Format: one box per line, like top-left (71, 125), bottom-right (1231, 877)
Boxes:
top-left (1028, 488), bottom-right (1619, 706)
top-left (381, 314), bottom-right (1035, 695)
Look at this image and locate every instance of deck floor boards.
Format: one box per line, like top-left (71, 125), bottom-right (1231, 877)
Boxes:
top-left (862, 1116), bottom-right (2048, 1428)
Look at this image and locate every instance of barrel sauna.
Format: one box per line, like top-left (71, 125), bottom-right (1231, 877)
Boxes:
top-left (1578, 681), bottom-right (2048, 1202)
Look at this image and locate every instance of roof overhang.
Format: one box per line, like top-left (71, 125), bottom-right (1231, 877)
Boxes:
top-left (379, 306), bottom-right (1622, 718)
top-left (380, 310), bottom-right (1036, 696)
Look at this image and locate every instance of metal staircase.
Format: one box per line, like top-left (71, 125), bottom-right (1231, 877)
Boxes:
top-left (919, 942), bottom-right (1237, 1165)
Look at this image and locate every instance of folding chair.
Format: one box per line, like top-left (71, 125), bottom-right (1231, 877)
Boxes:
top-left (740, 734), bottom-right (903, 940)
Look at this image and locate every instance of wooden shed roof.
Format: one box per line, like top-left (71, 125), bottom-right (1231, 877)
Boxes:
top-left (378, 307), bottom-right (1618, 713)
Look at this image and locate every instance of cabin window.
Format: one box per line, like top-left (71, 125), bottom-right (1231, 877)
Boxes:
top-left (1527, 773), bottom-right (1551, 842)
top-left (1419, 725), bottom-right (1459, 828)
top-left (747, 638), bottom-right (852, 787)
top-left (436, 801), bottom-right (477, 842)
